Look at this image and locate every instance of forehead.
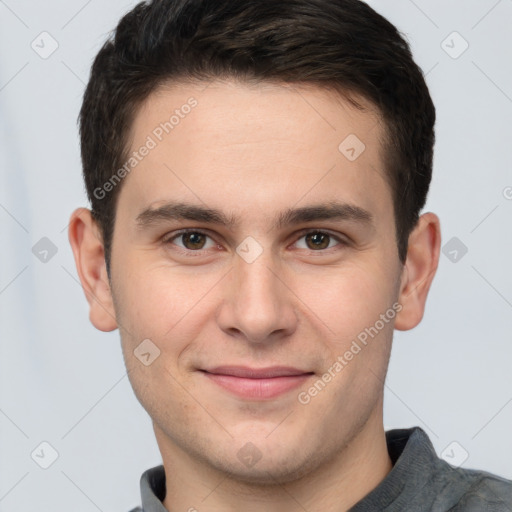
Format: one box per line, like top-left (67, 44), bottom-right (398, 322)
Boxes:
top-left (119, 79), bottom-right (391, 228)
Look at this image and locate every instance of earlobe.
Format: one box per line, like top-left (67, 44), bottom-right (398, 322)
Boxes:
top-left (68, 208), bottom-right (118, 332)
top-left (395, 212), bottom-right (441, 331)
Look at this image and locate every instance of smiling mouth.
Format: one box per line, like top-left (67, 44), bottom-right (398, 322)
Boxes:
top-left (200, 366), bottom-right (314, 399)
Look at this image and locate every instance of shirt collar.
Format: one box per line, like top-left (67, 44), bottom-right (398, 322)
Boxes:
top-left (349, 426), bottom-right (442, 510)
top-left (139, 462), bottom-right (167, 511)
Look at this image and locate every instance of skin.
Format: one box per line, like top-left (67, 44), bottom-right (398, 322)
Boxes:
top-left (69, 79), bottom-right (441, 512)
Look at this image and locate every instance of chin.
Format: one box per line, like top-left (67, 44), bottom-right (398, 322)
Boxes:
top-left (209, 445), bottom-right (324, 487)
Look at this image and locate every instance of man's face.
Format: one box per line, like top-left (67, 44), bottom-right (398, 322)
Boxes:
top-left (109, 80), bottom-right (403, 482)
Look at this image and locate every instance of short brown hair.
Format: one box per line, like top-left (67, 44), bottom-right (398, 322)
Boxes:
top-left (79, 0), bottom-right (435, 276)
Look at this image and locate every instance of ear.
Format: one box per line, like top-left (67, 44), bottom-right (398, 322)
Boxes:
top-left (395, 212), bottom-right (441, 331)
top-left (68, 208), bottom-right (118, 332)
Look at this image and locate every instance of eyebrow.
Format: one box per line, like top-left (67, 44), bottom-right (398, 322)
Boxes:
top-left (135, 200), bottom-right (373, 231)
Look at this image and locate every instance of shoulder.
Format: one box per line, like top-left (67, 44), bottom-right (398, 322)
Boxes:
top-left (385, 427), bottom-right (512, 510)
top-left (441, 466), bottom-right (512, 511)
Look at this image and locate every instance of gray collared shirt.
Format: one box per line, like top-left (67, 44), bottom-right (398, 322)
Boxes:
top-left (128, 426), bottom-right (512, 511)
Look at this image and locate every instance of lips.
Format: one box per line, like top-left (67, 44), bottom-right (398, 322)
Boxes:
top-left (204, 365), bottom-right (312, 378)
top-left (200, 366), bottom-right (314, 399)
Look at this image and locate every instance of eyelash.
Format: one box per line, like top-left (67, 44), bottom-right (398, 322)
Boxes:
top-left (162, 228), bottom-right (348, 255)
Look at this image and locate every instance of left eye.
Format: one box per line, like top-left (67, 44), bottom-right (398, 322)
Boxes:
top-left (170, 231), bottom-right (217, 251)
top-left (295, 231), bottom-right (341, 251)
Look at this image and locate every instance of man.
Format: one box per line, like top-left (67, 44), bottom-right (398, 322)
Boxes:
top-left (68, 0), bottom-right (512, 510)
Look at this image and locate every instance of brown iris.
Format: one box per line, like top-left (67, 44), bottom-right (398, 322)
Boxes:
top-left (305, 232), bottom-right (330, 250)
top-left (181, 232), bottom-right (207, 250)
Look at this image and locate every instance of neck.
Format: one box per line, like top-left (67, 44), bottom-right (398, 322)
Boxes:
top-left (157, 406), bottom-right (392, 512)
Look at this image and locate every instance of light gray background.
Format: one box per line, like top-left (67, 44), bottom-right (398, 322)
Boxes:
top-left (1, 0), bottom-right (511, 510)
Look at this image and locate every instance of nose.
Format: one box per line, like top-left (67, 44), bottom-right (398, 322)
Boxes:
top-left (215, 249), bottom-right (298, 344)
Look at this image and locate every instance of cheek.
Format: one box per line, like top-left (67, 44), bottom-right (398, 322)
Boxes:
top-left (292, 260), bottom-right (398, 341)
top-left (112, 260), bottom-right (223, 358)
top-left (114, 277), bottom-right (168, 342)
